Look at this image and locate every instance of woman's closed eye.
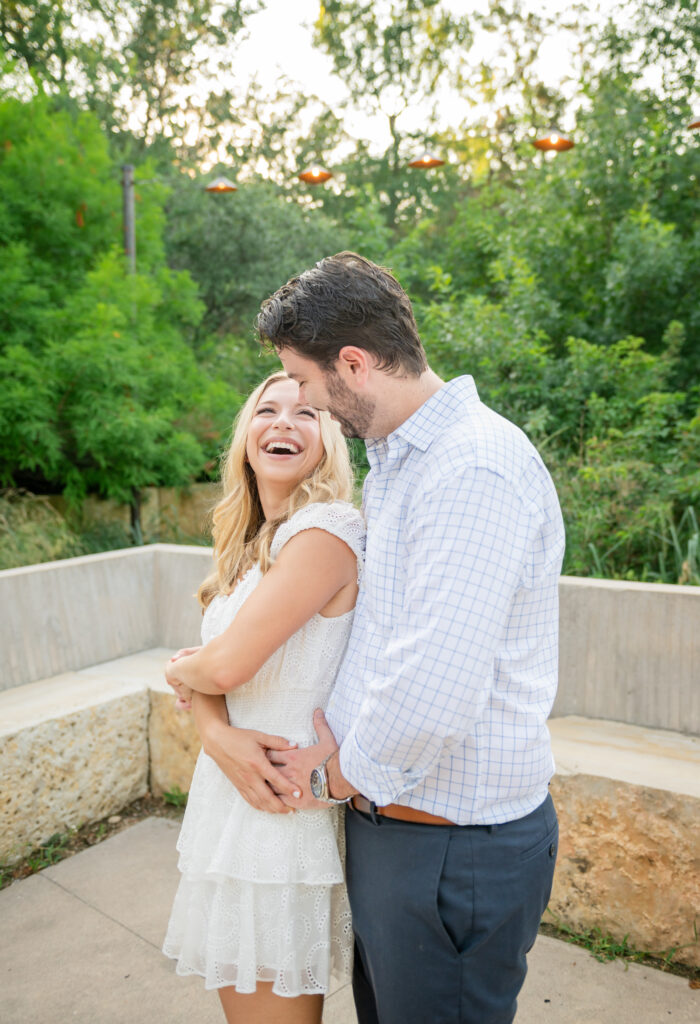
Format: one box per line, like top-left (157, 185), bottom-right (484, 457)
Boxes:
top-left (254, 405), bottom-right (316, 418)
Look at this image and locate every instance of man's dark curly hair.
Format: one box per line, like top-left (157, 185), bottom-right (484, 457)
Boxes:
top-left (255, 251), bottom-right (428, 377)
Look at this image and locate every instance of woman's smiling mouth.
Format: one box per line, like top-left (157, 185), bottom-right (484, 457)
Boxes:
top-left (262, 439), bottom-right (303, 457)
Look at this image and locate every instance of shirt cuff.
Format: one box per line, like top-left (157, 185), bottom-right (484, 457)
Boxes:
top-left (338, 728), bottom-right (421, 806)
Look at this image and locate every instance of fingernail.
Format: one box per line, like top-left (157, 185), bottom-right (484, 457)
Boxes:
top-left (293, 790), bottom-right (301, 799)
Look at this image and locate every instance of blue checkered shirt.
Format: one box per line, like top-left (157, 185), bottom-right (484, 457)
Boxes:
top-left (326, 375), bottom-right (565, 825)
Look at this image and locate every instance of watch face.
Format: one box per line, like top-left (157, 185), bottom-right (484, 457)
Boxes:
top-left (310, 768), bottom-right (323, 800)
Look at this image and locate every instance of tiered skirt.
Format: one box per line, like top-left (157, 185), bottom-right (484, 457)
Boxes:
top-left (162, 752), bottom-right (353, 996)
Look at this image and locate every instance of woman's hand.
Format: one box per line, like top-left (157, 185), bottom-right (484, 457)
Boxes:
top-left (166, 648), bottom-right (200, 710)
top-left (171, 646), bottom-right (202, 661)
top-left (192, 693), bottom-right (302, 814)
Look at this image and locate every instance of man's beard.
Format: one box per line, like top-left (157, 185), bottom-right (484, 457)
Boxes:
top-left (324, 370), bottom-right (376, 439)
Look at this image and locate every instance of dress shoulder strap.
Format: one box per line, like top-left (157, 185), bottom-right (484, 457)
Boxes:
top-left (270, 501), bottom-right (365, 583)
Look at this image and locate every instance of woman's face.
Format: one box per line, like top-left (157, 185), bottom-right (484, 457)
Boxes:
top-left (245, 378), bottom-right (325, 493)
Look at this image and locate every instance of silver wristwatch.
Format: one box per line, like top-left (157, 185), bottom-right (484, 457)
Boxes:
top-left (310, 751), bottom-right (352, 804)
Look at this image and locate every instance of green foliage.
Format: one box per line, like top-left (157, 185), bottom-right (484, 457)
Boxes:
top-left (1, 2), bottom-right (699, 586)
top-left (165, 180), bottom-right (350, 338)
top-left (0, 92), bottom-right (239, 531)
top-left (0, 490), bottom-right (134, 570)
top-left (163, 786), bottom-right (188, 807)
top-left (313, 0), bottom-right (471, 228)
top-left (0, 93), bottom-right (119, 313)
top-left (0, 1), bottom-right (262, 161)
top-left (26, 831), bottom-right (71, 871)
top-left (415, 264), bottom-right (699, 582)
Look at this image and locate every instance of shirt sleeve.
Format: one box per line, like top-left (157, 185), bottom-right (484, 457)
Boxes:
top-left (338, 464), bottom-right (545, 804)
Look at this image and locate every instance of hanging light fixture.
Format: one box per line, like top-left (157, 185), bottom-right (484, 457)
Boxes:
top-left (205, 176), bottom-right (238, 193)
top-left (408, 151), bottom-right (445, 169)
top-left (533, 129), bottom-right (574, 152)
top-left (298, 165), bottom-right (333, 184)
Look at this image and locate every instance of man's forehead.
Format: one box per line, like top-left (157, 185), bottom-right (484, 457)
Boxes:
top-left (278, 349), bottom-right (322, 377)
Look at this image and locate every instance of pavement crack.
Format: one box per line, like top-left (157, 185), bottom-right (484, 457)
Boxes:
top-left (41, 874), bottom-right (164, 952)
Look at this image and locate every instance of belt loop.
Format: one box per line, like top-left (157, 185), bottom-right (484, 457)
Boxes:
top-left (369, 801), bottom-right (382, 826)
top-left (487, 824), bottom-right (498, 834)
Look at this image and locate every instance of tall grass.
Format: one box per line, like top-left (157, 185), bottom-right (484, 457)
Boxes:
top-left (587, 507), bottom-right (699, 585)
top-left (0, 491), bottom-right (132, 570)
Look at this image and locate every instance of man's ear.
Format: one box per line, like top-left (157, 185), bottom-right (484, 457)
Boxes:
top-left (336, 346), bottom-right (373, 383)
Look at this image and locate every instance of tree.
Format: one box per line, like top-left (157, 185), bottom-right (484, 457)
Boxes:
top-left (0, 92), bottom-right (238, 537)
top-left (0, 1), bottom-right (262, 161)
top-left (0, 91), bottom-right (119, 316)
top-left (165, 176), bottom-right (350, 339)
top-left (313, 0), bottom-right (471, 228)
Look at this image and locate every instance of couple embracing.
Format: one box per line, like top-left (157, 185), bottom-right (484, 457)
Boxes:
top-left (162, 252), bottom-right (565, 1024)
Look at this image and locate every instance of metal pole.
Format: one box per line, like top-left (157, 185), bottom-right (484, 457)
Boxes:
top-left (121, 164), bottom-right (136, 274)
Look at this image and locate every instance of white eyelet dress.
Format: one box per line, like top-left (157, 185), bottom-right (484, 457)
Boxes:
top-left (162, 500), bottom-right (365, 997)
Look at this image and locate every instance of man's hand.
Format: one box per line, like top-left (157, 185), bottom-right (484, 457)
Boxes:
top-left (269, 709), bottom-right (353, 810)
top-left (200, 717), bottom-right (302, 814)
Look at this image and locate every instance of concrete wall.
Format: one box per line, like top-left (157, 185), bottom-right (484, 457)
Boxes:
top-left (153, 545), bottom-right (213, 651)
top-left (1, 548), bottom-right (156, 691)
top-left (0, 546), bottom-right (210, 692)
top-left (555, 576), bottom-right (700, 735)
top-left (1, 550), bottom-right (698, 735)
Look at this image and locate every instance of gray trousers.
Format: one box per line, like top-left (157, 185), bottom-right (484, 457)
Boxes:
top-left (345, 793), bottom-right (558, 1024)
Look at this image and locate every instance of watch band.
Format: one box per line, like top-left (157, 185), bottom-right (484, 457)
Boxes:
top-left (310, 751), bottom-right (352, 804)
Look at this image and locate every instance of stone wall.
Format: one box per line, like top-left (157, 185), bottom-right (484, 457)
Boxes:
top-left (0, 667), bottom-right (152, 861)
top-left (550, 773), bottom-right (700, 968)
top-left (2, 532), bottom-right (699, 969)
top-left (49, 482), bottom-right (221, 543)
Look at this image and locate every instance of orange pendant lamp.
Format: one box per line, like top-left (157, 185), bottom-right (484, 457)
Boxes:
top-left (408, 151), bottom-right (445, 168)
top-left (205, 176), bottom-right (238, 193)
top-left (298, 165), bottom-right (333, 184)
top-left (533, 129), bottom-right (574, 152)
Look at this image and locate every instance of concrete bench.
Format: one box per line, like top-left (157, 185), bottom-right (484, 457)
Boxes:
top-left (0, 649), bottom-right (194, 864)
top-left (2, 546), bottom-right (698, 967)
top-left (2, 653), bottom-right (698, 967)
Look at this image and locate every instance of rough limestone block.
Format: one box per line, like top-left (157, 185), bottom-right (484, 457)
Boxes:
top-left (549, 773), bottom-right (700, 968)
top-left (0, 691), bottom-right (149, 863)
top-left (148, 683), bottom-right (202, 797)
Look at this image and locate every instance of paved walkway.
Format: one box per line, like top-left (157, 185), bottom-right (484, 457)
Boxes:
top-left (1, 818), bottom-right (697, 1023)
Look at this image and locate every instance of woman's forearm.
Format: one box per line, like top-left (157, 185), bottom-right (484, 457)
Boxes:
top-left (191, 691), bottom-right (230, 751)
top-left (166, 644), bottom-right (233, 695)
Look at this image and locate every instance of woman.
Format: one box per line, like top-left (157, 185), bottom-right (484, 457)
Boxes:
top-left (162, 372), bottom-right (364, 1024)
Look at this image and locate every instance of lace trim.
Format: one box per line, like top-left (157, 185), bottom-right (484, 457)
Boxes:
top-left (270, 501), bottom-right (366, 585)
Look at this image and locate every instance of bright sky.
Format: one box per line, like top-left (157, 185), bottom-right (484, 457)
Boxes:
top-left (229, 0), bottom-right (620, 154)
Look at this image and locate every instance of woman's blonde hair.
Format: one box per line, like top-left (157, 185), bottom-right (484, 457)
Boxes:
top-left (197, 371), bottom-right (354, 609)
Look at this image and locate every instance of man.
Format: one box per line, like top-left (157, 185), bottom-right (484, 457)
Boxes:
top-left (251, 251), bottom-right (565, 1024)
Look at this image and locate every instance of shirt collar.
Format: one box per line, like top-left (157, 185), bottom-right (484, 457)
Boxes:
top-left (365, 376), bottom-right (479, 464)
